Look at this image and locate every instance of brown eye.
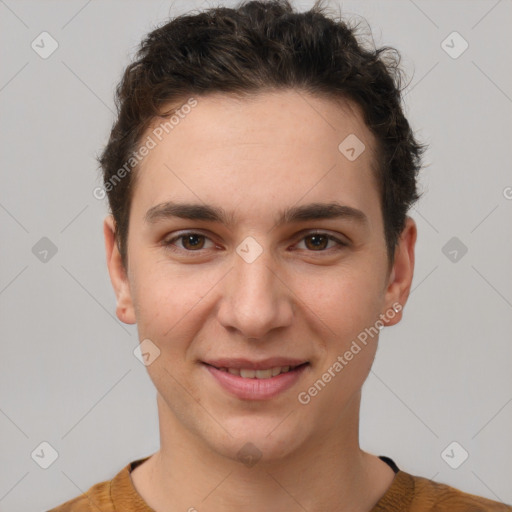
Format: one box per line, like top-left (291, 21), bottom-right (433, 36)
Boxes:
top-left (304, 234), bottom-right (329, 251)
top-left (164, 232), bottom-right (214, 252)
top-left (181, 233), bottom-right (206, 250)
top-left (296, 232), bottom-right (347, 252)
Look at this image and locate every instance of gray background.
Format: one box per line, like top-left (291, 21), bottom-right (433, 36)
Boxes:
top-left (1, 0), bottom-right (511, 510)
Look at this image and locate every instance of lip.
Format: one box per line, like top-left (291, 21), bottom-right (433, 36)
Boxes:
top-left (203, 357), bottom-right (308, 370)
top-left (203, 362), bottom-right (310, 400)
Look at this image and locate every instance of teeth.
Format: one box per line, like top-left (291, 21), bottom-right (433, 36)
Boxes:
top-left (255, 369), bottom-right (272, 379)
top-left (223, 366), bottom-right (296, 379)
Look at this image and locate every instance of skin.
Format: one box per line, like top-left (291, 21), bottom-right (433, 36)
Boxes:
top-left (104, 90), bottom-right (417, 512)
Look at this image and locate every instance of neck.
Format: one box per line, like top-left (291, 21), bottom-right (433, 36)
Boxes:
top-left (132, 391), bottom-right (395, 512)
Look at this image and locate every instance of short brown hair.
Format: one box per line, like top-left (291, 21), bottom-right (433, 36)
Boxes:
top-left (98, 0), bottom-right (426, 269)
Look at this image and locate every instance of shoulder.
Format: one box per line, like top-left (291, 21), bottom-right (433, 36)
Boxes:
top-left (46, 456), bottom-right (152, 512)
top-left (406, 472), bottom-right (512, 512)
top-left (46, 475), bottom-right (115, 512)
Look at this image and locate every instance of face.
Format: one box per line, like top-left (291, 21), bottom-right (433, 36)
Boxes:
top-left (105, 90), bottom-right (416, 464)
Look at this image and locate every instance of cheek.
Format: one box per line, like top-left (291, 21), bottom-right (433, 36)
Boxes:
top-left (296, 270), bottom-right (384, 421)
top-left (129, 260), bottom-right (226, 384)
top-left (303, 263), bottom-right (386, 342)
top-left (131, 258), bottom-right (208, 332)
top-left (130, 266), bottom-right (202, 395)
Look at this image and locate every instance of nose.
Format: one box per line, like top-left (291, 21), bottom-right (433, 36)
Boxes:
top-left (216, 245), bottom-right (294, 340)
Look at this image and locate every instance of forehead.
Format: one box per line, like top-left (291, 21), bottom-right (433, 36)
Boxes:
top-left (146, 90), bottom-right (376, 162)
top-left (131, 90), bottom-right (381, 229)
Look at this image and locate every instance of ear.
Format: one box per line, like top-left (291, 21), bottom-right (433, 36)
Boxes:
top-left (103, 215), bottom-right (136, 325)
top-left (382, 216), bottom-right (417, 327)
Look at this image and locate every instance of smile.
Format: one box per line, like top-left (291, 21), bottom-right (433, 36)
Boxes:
top-left (203, 362), bottom-right (310, 400)
top-left (214, 365), bottom-right (301, 379)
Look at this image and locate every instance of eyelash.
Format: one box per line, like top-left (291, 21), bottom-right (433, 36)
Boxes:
top-left (162, 230), bottom-right (348, 254)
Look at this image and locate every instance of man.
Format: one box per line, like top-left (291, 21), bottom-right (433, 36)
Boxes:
top-left (49, 0), bottom-right (512, 510)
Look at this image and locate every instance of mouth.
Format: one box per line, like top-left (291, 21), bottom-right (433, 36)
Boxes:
top-left (202, 360), bottom-right (310, 400)
top-left (204, 363), bottom-right (309, 379)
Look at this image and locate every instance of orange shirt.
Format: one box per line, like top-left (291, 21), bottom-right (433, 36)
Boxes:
top-left (47, 455), bottom-right (512, 511)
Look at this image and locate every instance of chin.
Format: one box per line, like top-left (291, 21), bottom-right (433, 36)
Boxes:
top-left (208, 416), bottom-right (310, 467)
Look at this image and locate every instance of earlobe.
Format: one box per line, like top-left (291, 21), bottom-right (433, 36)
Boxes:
top-left (103, 215), bottom-right (137, 325)
top-left (382, 217), bottom-right (417, 327)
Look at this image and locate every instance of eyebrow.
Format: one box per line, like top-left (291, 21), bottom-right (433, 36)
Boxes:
top-left (144, 201), bottom-right (368, 228)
